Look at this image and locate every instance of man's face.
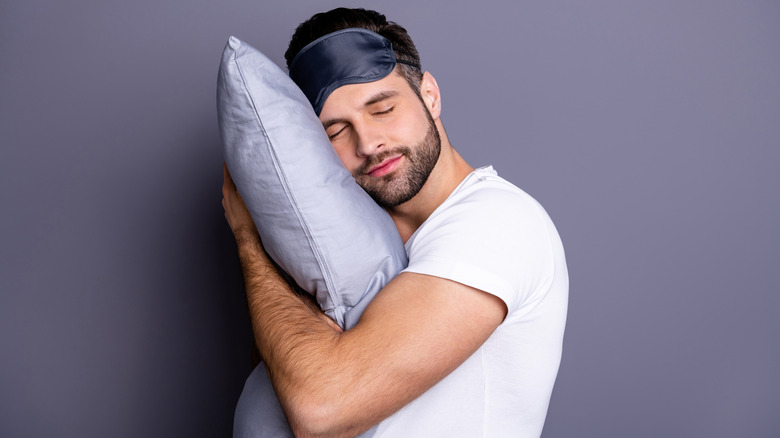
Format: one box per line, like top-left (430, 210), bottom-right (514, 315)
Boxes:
top-left (319, 70), bottom-right (441, 209)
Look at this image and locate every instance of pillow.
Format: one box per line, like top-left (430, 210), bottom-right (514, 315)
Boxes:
top-left (218, 37), bottom-right (404, 437)
top-left (217, 36), bottom-right (407, 330)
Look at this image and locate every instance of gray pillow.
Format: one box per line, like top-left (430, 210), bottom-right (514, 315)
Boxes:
top-left (218, 37), bottom-right (404, 438)
top-left (217, 36), bottom-right (407, 330)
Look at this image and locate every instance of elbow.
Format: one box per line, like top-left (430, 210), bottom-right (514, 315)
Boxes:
top-left (286, 393), bottom-right (356, 438)
top-left (288, 399), bottom-right (330, 438)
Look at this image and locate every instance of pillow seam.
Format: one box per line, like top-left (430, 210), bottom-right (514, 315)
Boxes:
top-left (233, 53), bottom-right (341, 318)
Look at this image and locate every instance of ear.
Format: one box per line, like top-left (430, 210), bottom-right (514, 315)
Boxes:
top-left (419, 71), bottom-right (441, 119)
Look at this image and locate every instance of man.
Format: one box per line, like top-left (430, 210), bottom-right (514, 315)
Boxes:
top-left (222, 7), bottom-right (568, 437)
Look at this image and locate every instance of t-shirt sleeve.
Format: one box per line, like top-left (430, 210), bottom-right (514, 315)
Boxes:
top-left (401, 183), bottom-right (559, 314)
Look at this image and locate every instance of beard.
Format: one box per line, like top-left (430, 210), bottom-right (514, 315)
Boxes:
top-left (353, 116), bottom-right (441, 209)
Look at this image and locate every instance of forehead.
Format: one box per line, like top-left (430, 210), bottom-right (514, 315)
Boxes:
top-left (319, 70), bottom-right (411, 118)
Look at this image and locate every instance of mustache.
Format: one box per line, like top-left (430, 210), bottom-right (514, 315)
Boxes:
top-left (354, 146), bottom-right (412, 176)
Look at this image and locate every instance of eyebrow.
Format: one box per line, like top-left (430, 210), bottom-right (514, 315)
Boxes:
top-left (364, 90), bottom-right (399, 107)
top-left (322, 90), bottom-right (400, 130)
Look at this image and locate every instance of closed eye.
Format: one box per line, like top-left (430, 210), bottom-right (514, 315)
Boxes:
top-left (373, 106), bottom-right (394, 116)
top-left (328, 125), bottom-right (347, 140)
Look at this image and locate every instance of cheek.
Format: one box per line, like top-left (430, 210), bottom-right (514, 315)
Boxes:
top-left (331, 142), bottom-right (359, 171)
top-left (393, 107), bottom-right (430, 142)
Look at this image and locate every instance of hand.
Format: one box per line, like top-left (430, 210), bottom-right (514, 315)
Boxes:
top-left (222, 163), bottom-right (256, 239)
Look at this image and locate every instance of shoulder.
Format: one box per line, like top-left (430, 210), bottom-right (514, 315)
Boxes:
top-left (409, 167), bottom-right (558, 253)
top-left (403, 167), bottom-right (565, 312)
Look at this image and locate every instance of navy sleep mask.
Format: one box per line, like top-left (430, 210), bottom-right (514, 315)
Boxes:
top-left (289, 28), bottom-right (418, 115)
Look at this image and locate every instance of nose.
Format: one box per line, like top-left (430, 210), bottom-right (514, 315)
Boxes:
top-left (354, 119), bottom-right (385, 158)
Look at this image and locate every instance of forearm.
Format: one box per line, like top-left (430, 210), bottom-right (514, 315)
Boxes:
top-left (234, 229), bottom-right (349, 435)
top-left (239, 235), bottom-right (338, 377)
top-left (222, 167), bottom-right (373, 435)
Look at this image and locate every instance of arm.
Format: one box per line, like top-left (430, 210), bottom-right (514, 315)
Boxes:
top-left (223, 166), bottom-right (507, 438)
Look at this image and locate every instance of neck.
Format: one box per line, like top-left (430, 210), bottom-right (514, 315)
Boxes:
top-left (387, 121), bottom-right (473, 243)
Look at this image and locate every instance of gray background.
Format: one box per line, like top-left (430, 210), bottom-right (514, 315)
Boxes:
top-left (1, 0), bottom-right (777, 436)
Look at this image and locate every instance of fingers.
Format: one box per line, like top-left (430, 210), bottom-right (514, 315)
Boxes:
top-left (222, 162), bottom-right (245, 202)
top-left (222, 163), bottom-right (235, 216)
top-left (221, 162), bottom-right (255, 237)
top-left (222, 163), bottom-right (233, 192)
top-left (223, 162), bottom-right (233, 182)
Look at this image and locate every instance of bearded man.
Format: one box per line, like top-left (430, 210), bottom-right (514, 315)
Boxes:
top-left (222, 7), bottom-right (568, 437)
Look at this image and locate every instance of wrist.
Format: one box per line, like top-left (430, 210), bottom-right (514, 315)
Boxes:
top-left (233, 226), bottom-right (273, 267)
top-left (233, 224), bottom-right (259, 243)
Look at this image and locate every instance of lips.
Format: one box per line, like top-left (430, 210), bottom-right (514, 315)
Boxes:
top-left (367, 155), bottom-right (403, 177)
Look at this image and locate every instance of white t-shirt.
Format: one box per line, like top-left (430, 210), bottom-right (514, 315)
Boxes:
top-left (369, 166), bottom-right (569, 438)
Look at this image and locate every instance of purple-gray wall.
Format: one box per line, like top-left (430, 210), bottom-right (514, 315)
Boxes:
top-left (1, 1), bottom-right (778, 436)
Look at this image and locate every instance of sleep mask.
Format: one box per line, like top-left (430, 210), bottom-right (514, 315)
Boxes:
top-left (289, 28), bottom-right (419, 115)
